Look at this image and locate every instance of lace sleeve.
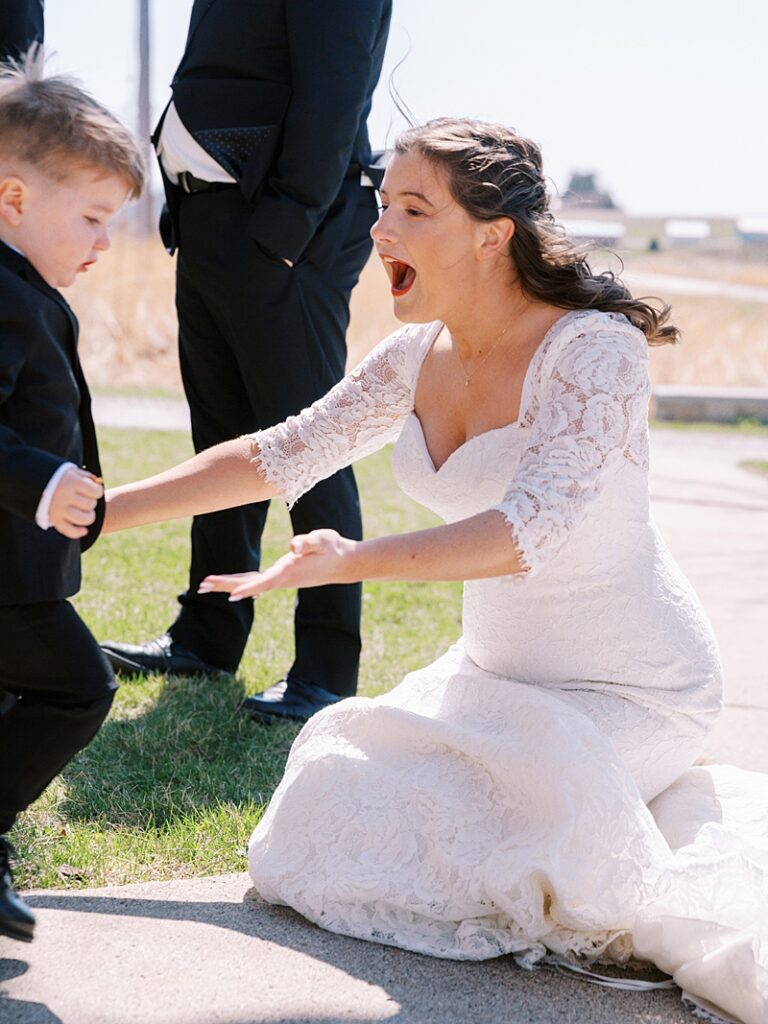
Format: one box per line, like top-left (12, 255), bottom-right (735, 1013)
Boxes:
top-left (248, 324), bottom-right (422, 508)
top-left (496, 315), bottom-right (651, 575)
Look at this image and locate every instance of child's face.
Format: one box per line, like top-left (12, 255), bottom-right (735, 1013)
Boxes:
top-left (13, 166), bottom-right (130, 288)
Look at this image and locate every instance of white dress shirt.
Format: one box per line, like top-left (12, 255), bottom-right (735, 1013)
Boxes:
top-left (156, 102), bottom-right (235, 184)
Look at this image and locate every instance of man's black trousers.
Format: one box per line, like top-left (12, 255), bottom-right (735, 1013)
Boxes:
top-left (168, 179), bottom-right (378, 694)
top-left (0, 601), bottom-right (117, 834)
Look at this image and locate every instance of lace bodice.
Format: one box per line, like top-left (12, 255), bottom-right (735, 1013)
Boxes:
top-left (251, 310), bottom-right (651, 575)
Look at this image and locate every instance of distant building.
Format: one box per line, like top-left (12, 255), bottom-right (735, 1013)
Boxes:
top-left (561, 171), bottom-right (620, 212)
top-left (559, 218), bottom-right (625, 247)
top-left (664, 219), bottom-right (711, 245)
top-left (737, 216), bottom-right (768, 245)
top-left (552, 171), bottom-right (757, 253)
top-left (556, 172), bottom-right (624, 246)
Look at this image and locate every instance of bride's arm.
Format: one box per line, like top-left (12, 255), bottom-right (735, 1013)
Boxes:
top-left (103, 437), bottom-right (277, 533)
top-left (200, 319), bottom-right (652, 598)
top-left (198, 510), bottom-right (525, 600)
top-left (354, 511), bottom-right (525, 580)
top-left (104, 325), bottom-right (418, 534)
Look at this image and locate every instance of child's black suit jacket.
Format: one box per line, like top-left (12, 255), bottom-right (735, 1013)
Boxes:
top-left (0, 240), bottom-right (103, 605)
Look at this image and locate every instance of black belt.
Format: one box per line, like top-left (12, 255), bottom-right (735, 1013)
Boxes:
top-left (178, 165), bottom-right (367, 195)
top-left (177, 171), bottom-right (239, 194)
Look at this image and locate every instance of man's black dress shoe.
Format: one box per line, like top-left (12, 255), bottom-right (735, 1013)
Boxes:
top-left (99, 634), bottom-right (224, 677)
top-left (0, 838), bottom-right (35, 942)
top-left (238, 678), bottom-right (345, 725)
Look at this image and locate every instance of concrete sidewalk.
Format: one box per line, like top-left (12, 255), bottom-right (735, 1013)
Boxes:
top-left (649, 427), bottom-right (768, 771)
top-left (2, 876), bottom-right (691, 1024)
top-left (2, 420), bottom-right (766, 1024)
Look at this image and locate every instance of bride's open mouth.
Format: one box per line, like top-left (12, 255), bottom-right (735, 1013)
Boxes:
top-left (381, 255), bottom-right (416, 297)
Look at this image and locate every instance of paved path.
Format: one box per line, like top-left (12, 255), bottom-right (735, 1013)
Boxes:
top-left (649, 428), bottom-right (768, 770)
top-left (91, 393), bottom-right (191, 432)
top-left (3, 876), bottom-right (691, 1024)
top-left (625, 270), bottom-right (768, 305)
top-left (2, 410), bottom-right (766, 1024)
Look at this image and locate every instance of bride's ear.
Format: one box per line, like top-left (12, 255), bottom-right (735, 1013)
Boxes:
top-left (476, 216), bottom-right (515, 262)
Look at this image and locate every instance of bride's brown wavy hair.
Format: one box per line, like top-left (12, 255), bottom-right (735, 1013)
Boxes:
top-left (394, 118), bottom-right (678, 346)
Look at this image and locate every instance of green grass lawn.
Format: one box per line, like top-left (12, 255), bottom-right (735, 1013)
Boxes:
top-left (14, 428), bottom-right (462, 890)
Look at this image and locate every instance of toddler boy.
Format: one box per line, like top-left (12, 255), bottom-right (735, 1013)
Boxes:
top-left (0, 49), bottom-right (144, 941)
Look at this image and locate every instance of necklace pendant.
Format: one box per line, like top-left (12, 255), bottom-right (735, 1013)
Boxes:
top-left (464, 378), bottom-right (470, 387)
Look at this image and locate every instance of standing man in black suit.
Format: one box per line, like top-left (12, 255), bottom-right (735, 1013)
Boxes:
top-left (102, 0), bottom-right (392, 725)
top-left (0, 0), bottom-right (43, 60)
top-left (0, 53), bottom-right (145, 941)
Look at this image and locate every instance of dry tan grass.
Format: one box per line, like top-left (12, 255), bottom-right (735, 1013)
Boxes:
top-left (648, 295), bottom-right (768, 388)
top-left (70, 232), bottom-right (180, 391)
top-left (624, 251), bottom-right (768, 289)
top-left (69, 231), bottom-right (401, 392)
top-left (67, 231), bottom-right (768, 392)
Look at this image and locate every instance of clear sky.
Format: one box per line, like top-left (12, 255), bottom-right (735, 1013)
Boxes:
top-left (44, 0), bottom-right (767, 218)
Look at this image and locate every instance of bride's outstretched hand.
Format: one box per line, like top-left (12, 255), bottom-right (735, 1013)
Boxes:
top-left (198, 529), bottom-right (357, 601)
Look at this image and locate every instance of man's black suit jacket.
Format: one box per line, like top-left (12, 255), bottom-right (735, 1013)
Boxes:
top-left (158, 0), bottom-right (392, 260)
top-left (0, 0), bottom-right (44, 59)
top-left (0, 241), bottom-right (103, 605)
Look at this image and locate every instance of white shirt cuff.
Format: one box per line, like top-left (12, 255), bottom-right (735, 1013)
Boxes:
top-left (35, 462), bottom-right (76, 530)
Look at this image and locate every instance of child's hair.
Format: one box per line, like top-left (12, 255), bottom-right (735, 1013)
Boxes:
top-left (0, 47), bottom-right (145, 198)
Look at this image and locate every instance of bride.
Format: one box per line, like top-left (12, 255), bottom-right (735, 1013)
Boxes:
top-left (106, 119), bottom-right (767, 1024)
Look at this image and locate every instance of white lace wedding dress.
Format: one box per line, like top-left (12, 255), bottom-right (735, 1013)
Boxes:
top-left (247, 310), bottom-right (768, 1024)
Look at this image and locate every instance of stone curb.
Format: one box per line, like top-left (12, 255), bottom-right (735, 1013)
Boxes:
top-left (654, 385), bottom-right (768, 424)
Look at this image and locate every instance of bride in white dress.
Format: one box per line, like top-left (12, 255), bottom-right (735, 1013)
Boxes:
top-left (106, 119), bottom-right (767, 1024)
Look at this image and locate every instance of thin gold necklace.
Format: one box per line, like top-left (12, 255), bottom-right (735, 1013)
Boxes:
top-left (455, 321), bottom-right (511, 387)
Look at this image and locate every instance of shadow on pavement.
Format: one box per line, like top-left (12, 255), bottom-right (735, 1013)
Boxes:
top-left (24, 888), bottom-right (689, 1024)
top-left (0, 958), bottom-right (63, 1024)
